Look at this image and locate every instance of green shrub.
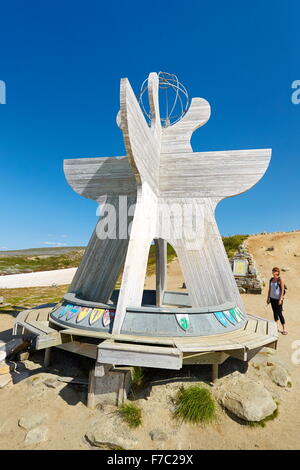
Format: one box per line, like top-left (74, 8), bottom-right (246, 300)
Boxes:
top-left (173, 386), bottom-right (217, 424)
top-left (222, 235), bottom-right (249, 258)
top-left (132, 367), bottom-right (144, 387)
top-left (118, 403), bottom-right (142, 428)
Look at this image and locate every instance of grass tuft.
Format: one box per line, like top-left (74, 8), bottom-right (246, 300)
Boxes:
top-left (245, 406), bottom-right (279, 428)
top-left (173, 386), bottom-right (217, 425)
top-left (132, 367), bottom-right (144, 387)
top-left (118, 403), bottom-right (142, 428)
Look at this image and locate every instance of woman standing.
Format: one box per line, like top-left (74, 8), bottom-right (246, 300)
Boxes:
top-left (267, 267), bottom-right (287, 335)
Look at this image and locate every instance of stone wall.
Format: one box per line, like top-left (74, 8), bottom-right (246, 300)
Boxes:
top-left (230, 243), bottom-right (264, 294)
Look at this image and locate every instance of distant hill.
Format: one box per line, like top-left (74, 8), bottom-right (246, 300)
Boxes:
top-left (0, 236), bottom-right (248, 277)
top-left (0, 247), bottom-right (85, 275)
top-left (0, 246), bottom-right (85, 257)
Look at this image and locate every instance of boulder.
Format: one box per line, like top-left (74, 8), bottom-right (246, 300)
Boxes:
top-left (86, 427), bottom-right (138, 450)
top-left (216, 376), bottom-right (277, 422)
top-left (43, 378), bottom-right (61, 389)
top-left (17, 352), bottom-right (30, 361)
top-left (86, 415), bottom-right (138, 450)
top-left (0, 374), bottom-right (12, 388)
top-left (24, 426), bottom-right (48, 445)
top-left (268, 365), bottom-right (291, 387)
top-left (19, 412), bottom-right (48, 431)
top-left (0, 362), bottom-right (11, 375)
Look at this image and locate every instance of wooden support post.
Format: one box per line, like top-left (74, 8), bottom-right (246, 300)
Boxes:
top-left (211, 363), bottom-right (219, 383)
top-left (87, 369), bottom-right (96, 409)
top-left (44, 347), bottom-right (51, 367)
top-left (87, 364), bottom-right (132, 409)
top-left (155, 238), bottom-right (167, 306)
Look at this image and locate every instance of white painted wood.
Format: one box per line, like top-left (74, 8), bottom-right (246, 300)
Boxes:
top-left (63, 71), bottom-right (272, 337)
top-left (161, 98), bottom-right (211, 154)
top-left (64, 156), bottom-right (136, 199)
top-left (68, 194), bottom-right (136, 303)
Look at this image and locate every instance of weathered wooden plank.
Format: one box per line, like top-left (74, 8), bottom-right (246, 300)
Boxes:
top-left (244, 319), bottom-right (258, 333)
top-left (35, 333), bottom-right (64, 350)
top-left (255, 319), bottom-right (268, 336)
top-left (244, 335), bottom-right (278, 351)
top-left (98, 340), bottom-right (182, 370)
top-left (36, 308), bottom-right (52, 322)
top-left (174, 340), bottom-right (245, 353)
top-left (14, 321), bottom-right (45, 337)
top-left (26, 320), bottom-right (58, 335)
top-left (267, 320), bottom-right (278, 337)
top-left (56, 341), bottom-right (97, 359)
top-left (182, 351), bottom-right (229, 365)
top-left (25, 310), bottom-right (41, 322)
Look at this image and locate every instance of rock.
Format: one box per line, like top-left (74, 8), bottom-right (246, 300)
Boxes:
top-left (0, 373), bottom-right (12, 388)
top-left (216, 376), bottom-right (277, 422)
top-left (266, 246), bottom-right (274, 251)
top-left (43, 378), bottom-right (61, 389)
top-left (266, 357), bottom-right (290, 373)
top-left (238, 287), bottom-right (246, 294)
top-left (0, 362), bottom-right (11, 375)
top-left (19, 412), bottom-right (48, 430)
top-left (17, 352), bottom-right (30, 361)
top-left (268, 365), bottom-right (290, 387)
top-left (0, 296), bottom-right (4, 304)
top-left (281, 268), bottom-right (290, 272)
top-left (24, 426), bottom-right (48, 445)
top-left (86, 422), bottom-right (138, 450)
top-left (149, 429), bottom-right (168, 441)
top-left (247, 288), bottom-right (262, 294)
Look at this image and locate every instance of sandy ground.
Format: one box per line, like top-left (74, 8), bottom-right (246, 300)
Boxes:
top-left (0, 231), bottom-right (299, 450)
top-left (0, 267), bottom-right (77, 288)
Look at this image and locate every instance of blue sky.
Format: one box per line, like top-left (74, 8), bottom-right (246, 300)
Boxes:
top-left (0, 0), bottom-right (299, 250)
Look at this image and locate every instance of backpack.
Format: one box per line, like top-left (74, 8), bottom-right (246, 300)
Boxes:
top-left (269, 277), bottom-right (287, 297)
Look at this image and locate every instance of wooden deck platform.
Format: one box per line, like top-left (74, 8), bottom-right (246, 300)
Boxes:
top-left (13, 305), bottom-right (278, 369)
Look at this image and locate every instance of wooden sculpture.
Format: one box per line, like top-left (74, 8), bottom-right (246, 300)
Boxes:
top-left (59, 72), bottom-right (271, 335)
top-left (15, 72), bottom-right (278, 380)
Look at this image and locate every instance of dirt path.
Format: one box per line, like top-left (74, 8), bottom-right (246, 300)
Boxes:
top-left (0, 232), bottom-right (299, 450)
